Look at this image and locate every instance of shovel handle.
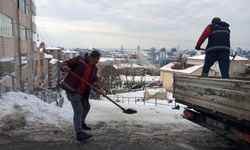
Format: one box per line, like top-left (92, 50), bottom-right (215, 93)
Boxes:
top-left (69, 71), bottom-right (127, 111)
top-left (69, 71), bottom-right (102, 93)
top-left (102, 94), bottom-right (126, 111)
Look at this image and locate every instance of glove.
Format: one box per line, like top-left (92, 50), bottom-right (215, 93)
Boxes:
top-left (195, 45), bottom-right (201, 50)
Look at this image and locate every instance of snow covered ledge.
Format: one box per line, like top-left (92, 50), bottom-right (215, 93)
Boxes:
top-left (0, 92), bottom-right (73, 141)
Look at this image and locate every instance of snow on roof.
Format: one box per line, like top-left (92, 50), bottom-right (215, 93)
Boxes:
top-left (119, 75), bottom-right (160, 82)
top-left (44, 53), bottom-right (53, 59)
top-left (114, 63), bottom-right (143, 69)
top-left (99, 57), bottom-right (115, 62)
top-left (99, 58), bottom-right (123, 63)
top-left (62, 50), bottom-right (79, 54)
top-left (188, 54), bottom-right (248, 61)
top-left (160, 63), bottom-right (203, 74)
top-left (46, 47), bottom-right (62, 50)
top-left (50, 58), bottom-right (59, 64)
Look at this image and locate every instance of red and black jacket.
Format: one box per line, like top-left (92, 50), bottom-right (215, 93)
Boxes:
top-left (60, 55), bottom-right (98, 95)
top-left (196, 21), bottom-right (230, 54)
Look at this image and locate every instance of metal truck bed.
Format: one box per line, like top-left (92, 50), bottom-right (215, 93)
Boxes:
top-left (173, 75), bottom-right (250, 123)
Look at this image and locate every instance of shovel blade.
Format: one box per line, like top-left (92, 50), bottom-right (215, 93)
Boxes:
top-left (123, 108), bottom-right (137, 114)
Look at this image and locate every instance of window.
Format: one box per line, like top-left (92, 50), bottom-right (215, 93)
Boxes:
top-left (0, 13), bottom-right (13, 37)
top-left (31, 1), bottom-right (36, 22)
top-left (20, 25), bottom-right (27, 40)
top-left (32, 14), bottom-right (36, 23)
top-left (33, 32), bottom-right (37, 42)
top-left (12, 20), bottom-right (17, 37)
top-left (31, 10), bottom-right (36, 23)
top-left (26, 28), bottom-right (31, 40)
top-left (18, 0), bottom-right (27, 14)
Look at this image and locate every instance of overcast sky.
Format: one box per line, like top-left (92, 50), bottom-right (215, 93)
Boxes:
top-left (36, 0), bottom-right (250, 50)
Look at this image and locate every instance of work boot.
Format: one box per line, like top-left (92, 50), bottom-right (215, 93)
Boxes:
top-left (82, 123), bottom-right (92, 130)
top-left (76, 132), bottom-right (92, 141)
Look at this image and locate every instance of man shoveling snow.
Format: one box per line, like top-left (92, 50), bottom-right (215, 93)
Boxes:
top-left (61, 50), bottom-right (102, 141)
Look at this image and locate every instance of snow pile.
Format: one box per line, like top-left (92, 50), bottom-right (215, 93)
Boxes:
top-left (0, 92), bottom-right (72, 134)
top-left (0, 91), bottom-right (190, 131)
top-left (0, 91), bottom-right (197, 142)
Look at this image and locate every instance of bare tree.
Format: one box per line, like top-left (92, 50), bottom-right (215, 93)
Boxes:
top-left (99, 62), bottom-right (118, 94)
top-left (121, 58), bottom-right (137, 91)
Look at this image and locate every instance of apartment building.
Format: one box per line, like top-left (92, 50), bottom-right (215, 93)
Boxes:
top-left (0, 0), bottom-right (37, 92)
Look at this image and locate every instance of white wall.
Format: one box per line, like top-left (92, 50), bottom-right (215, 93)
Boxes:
top-left (187, 58), bottom-right (247, 77)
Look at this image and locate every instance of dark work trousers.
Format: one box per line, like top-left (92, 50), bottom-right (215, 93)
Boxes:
top-left (202, 51), bottom-right (230, 79)
top-left (66, 91), bottom-right (90, 134)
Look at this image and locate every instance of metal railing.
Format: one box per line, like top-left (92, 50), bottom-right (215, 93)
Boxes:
top-left (101, 95), bottom-right (180, 108)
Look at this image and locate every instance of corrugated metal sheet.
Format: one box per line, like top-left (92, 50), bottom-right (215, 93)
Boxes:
top-left (173, 75), bottom-right (250, 121)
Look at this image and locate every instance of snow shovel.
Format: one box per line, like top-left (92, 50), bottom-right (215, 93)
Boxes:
top-left (69, 71), bottom-right (137, 114)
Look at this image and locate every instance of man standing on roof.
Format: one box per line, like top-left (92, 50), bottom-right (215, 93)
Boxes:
top-left (61, 50), bottom-right (101, 141)
top-left (195, 17), bottom-right (231, 78)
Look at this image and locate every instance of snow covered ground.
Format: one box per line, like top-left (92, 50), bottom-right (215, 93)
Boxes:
top-left (0, 92), bottom-right (190, 132)
top-left (0, 91), bottom-right (194, 140)
top-left (1, 92), bottom-right (247, 149)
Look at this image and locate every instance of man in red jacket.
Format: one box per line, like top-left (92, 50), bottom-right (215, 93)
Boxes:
top-left (195, 17), bottom-right (231, 78)
top-left (61, 50), bottom-right (101, 141)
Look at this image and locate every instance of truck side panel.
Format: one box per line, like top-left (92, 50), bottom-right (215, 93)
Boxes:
top-left (173, 75), bottom-right (250, 122)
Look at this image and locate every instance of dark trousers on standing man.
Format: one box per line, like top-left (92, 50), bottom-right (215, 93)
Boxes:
top-left (202, 51), bottom-right (230, 79)
top-left (66, 91), bottom-right (90, 134)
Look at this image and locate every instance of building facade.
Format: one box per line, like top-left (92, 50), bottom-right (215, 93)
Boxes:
top-left (0, 0), bottom-right (37, 92)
